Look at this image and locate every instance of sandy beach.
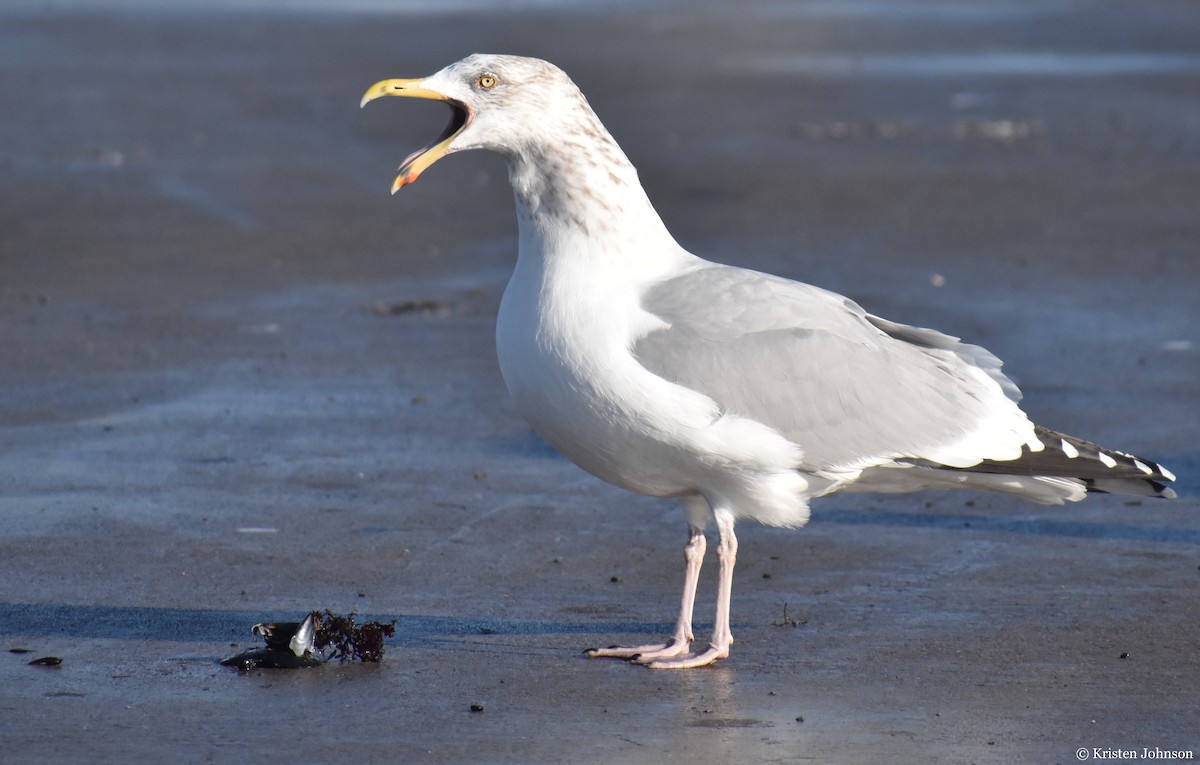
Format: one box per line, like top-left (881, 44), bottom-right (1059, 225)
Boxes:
top-left (1, 1), bottom-right (1197, 762)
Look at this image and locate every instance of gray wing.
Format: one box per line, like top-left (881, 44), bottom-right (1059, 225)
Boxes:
top-left (633, 265), bottom-right (1036, 471)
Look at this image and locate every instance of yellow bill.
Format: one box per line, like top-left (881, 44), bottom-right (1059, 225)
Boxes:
top-left (361, 78), bottom-right (472, 192)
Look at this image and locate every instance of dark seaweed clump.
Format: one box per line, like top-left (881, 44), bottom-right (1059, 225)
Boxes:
top-left (221, 610), bottom-right (398, 670)
top-left (313, 610), bottom-right (397, 663)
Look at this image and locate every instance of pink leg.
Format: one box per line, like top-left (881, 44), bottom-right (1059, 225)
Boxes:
top-left (644, 510), bottom-right (737, 669)
top-left (587, 524), bottom-right (706, 661)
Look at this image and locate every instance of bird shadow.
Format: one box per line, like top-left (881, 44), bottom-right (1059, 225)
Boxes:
top-left (0, 602), bottom-right (671, 649)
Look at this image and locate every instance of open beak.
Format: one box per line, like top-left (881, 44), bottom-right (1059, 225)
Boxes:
top-left (361, 78), bottom-right (472, 192)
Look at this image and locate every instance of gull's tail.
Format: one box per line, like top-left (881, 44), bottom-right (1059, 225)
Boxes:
top-left (854, 425), bottom-right (1178, 505)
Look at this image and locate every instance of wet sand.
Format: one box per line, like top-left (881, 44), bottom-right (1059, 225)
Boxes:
top-left (1, 1), bottom-right (1197, 762)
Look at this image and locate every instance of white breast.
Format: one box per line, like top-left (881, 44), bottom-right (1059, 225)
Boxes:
top-left (495, 237), bottom-right (700, 496)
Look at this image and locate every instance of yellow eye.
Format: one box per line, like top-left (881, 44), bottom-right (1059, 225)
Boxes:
top-left (477, 74), bottom-right (498, 89)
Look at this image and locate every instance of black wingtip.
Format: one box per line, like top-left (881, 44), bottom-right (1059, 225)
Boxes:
top-left (939, 425), bottom-right (1177, 499)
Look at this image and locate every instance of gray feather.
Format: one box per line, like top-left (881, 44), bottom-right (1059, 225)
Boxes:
top-left (633, 265), bottom-right (1026, 470)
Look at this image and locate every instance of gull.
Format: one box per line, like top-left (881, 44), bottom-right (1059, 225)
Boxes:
top-left (361, 54), bottom-right (1177, 669)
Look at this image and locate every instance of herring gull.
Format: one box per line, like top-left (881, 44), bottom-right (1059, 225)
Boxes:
top-left (361, 54), bottom-right (1176, 669)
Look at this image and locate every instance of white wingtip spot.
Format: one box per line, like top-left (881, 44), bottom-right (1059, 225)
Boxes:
top-left (1159, 465), bottom-right (1177, 482)
top-left (1098, 452), bottom-right (1118, 468)
top-left (1133, 459), bottom-right (1154, 475)
top-left (1060, 439), bottom-right (1079, 459)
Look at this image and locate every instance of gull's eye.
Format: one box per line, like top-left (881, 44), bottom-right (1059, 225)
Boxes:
top-left (477, 73), bottom-right (498, 90)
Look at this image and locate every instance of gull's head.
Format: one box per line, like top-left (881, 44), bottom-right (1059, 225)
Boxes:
top-left (361, 54), bottom-right (585, 193)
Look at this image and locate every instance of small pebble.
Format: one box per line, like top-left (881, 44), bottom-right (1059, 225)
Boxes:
top-left (470, 703), bottom-right (485, 713)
